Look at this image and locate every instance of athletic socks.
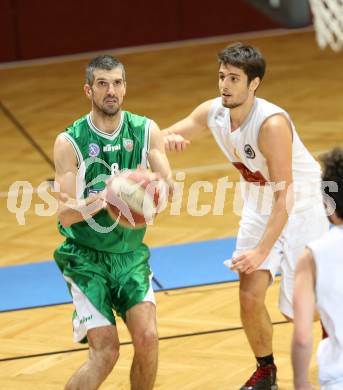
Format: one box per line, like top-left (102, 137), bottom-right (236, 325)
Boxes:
top-left (256, 354), bottom-right (275, 367)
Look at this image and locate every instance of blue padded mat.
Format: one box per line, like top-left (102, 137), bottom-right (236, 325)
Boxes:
top-left (0, 237), bottom-right (237, 312)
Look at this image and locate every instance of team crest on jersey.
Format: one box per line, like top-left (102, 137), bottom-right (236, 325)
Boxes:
top-left (244, 144), bottom-right (256, 159)
top-left (89, 143), bottom-right (100, 157)
top-left (123, 138), bottom-right (133, 152)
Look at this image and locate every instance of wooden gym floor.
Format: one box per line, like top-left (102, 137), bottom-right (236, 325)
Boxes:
top-left (0, 28), bottom-right (342, 389)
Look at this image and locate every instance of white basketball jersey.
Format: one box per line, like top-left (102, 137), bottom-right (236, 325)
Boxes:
top-left (207, 97), bottom-right (322, 214)
top-left (307, 226), bottom-right (343, 387)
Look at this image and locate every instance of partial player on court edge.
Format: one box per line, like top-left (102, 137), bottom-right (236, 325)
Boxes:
top-left (53, 55), bottom-right (172, 390)
top-left (162, 42), bottom-right (329, 390)
top-left (292, 147), bottom-right (343, 390)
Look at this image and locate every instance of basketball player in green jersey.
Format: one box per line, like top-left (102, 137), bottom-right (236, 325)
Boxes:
top-left (53, 55), bottom-right (172, 390)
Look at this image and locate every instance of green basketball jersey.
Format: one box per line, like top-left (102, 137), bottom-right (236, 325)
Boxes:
top-left (58, 111), bottom-right (151, 253)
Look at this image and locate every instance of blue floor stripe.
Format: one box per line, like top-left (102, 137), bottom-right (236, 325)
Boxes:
top-left (0, 237), bottom-right (237, 312)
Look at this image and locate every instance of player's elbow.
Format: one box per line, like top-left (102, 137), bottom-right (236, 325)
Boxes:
top-left (274, 182), bottom-right (294, 212)
top-left (293, 328), bottom-right (312, 348)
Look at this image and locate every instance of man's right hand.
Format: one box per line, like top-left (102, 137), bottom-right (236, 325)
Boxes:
top-left (163, 132), bottom-right (190, 152)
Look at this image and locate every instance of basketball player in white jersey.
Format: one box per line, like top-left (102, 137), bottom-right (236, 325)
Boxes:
top-left (162, 43), bottom-right (328, 389)
top-left (292, 147), bottom-right (343, 390)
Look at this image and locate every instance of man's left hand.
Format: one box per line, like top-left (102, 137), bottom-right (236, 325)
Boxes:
top-left (231, 248), bottom-right (268, 274)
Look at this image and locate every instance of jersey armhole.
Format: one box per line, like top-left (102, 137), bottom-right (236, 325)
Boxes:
top-left (207, 98), bottom-right (220, 128)
top-left (61, 132), bottom-right (83, 169)
top-left (259, 112), bottom-right (294, 145)
top-left (60, 132), bottom-right (86, 199)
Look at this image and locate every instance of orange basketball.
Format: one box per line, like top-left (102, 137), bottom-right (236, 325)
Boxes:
top-left (106, 169), bottom-right (162, 229)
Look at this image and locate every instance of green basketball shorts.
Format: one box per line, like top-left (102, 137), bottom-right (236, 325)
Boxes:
top-left (54, 239), bottom-right (155, 343)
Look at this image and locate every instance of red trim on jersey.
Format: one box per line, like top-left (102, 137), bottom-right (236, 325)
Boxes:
top-left (232, 162), bottom-right (267, 185)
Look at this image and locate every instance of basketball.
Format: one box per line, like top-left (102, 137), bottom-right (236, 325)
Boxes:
top-left (105, 169), bottom-right (164, 229)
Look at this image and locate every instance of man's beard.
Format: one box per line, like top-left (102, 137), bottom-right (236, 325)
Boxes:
top-left (221, 99), bottom-right (243, 109)
top-left (93, 100), bottom-right (120, 117)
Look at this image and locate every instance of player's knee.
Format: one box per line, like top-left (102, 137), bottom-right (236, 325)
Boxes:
top-left (92, 341), bottom-right (120, 373)
top-left (132, 327), bottom-right (158, 353)
top-left (101, 345), bottom-right (120, 373)
top-left (239, 289), bottom-right (264, 313)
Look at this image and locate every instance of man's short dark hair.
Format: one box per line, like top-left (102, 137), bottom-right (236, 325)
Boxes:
top-left (217, 43), bottom-right (266, 84)
top-left (86, 55), bottom-right (126, 85)
top-left (321, 147), bottom-right (343, 219)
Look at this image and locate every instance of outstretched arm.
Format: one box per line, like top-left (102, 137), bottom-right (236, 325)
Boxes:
top-left (162, 99), bottom-right (214, 151)
top-left (292, 248), bottom-right (316, 390)
top-left (54, 134), bottom-right (105, 227)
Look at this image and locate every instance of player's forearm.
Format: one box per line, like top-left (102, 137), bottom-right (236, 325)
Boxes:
top-left (148, 149), bottom-right (173, 184)
top-left (58, 193), bottom-right (105, 227)
top-left (291, 334), bottom-right (313, 389)
top-left (162, 118), bottom-right (200, 140)
top-left (162, 123), bottom-right (187, 137)
top-left (258, 188), bottom-right (293, 254)
top-left (150, 152), bottom-right (172, 179)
